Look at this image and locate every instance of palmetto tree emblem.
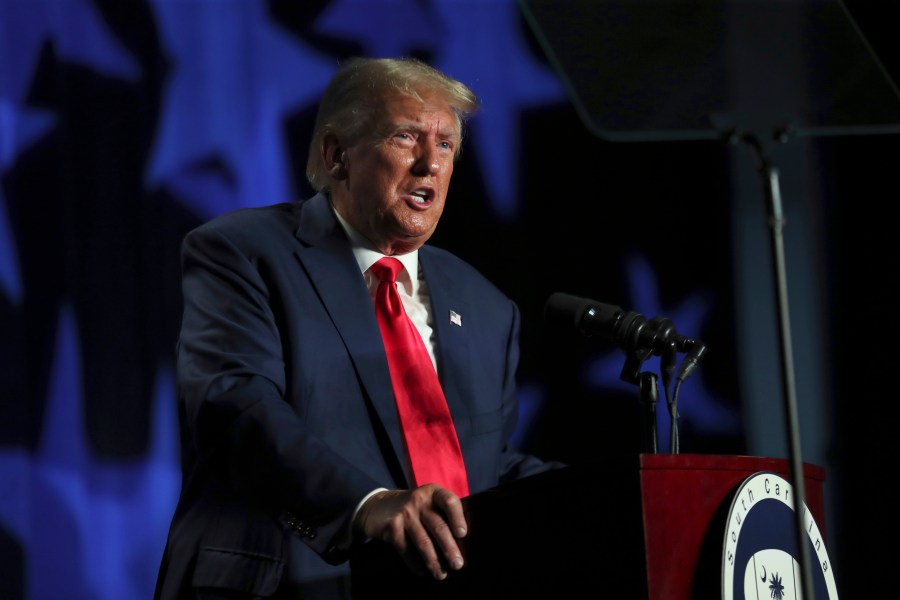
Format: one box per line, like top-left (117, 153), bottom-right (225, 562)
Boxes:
top-left (769, 571), bottom-right (785, 599)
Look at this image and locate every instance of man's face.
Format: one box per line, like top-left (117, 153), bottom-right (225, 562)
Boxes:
top-left (328, 91), bottom-right (459, 255)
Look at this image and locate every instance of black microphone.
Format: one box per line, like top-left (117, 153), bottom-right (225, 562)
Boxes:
top-left (544, 293), bottom-right (708, 380)
top-left (544, 292), bottom-right (679, 355)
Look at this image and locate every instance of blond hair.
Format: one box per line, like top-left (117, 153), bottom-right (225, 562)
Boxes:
top-left (306, 57), bottom-right (479, 192)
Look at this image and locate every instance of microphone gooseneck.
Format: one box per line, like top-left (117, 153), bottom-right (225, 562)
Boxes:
top-left (544, 292), bottom-right (708, 455)
top-left (544, 292), bottom-right (703, 365)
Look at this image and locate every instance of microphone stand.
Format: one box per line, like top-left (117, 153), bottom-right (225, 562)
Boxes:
top-left (734, 130), bottom-right (815, 600)
top-left (620, 347), bottom-right (659, 453)
top-left (661, 340), bottom-right (679, 454)
top-left (638, 372), bottom-right (659, 454)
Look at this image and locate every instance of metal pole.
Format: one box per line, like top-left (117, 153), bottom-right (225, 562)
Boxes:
top-left (751, 140), bottom-right (815, 599)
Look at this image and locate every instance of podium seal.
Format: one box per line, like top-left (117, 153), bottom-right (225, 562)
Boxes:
top-left (721, 471), bottom-right (838, 599)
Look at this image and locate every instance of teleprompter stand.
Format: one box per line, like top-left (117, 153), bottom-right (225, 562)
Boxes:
top-left (513, 2), bottom-right (900, 595)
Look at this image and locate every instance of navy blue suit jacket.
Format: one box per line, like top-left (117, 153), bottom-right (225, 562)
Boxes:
top-left (154, 194), bottom-right (554, 598)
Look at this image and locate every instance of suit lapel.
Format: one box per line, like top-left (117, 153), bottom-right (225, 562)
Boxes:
top-left (292, 195), bottom-right (408, 476)
top-left (419, 250), bottom-right (475, 454)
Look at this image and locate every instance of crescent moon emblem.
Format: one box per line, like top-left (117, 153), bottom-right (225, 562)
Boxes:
top-left (760, 565), bottom-right (767, 582)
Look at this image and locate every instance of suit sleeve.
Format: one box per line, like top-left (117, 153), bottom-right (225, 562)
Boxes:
top-left (177, 224), bottom-right (380, 563)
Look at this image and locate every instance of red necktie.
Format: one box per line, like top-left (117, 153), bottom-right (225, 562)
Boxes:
top-left (370, 257), bottom-right (469, 498)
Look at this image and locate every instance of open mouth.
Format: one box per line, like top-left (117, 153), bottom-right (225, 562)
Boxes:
top-left (409, 188), bottom-right (433, 204)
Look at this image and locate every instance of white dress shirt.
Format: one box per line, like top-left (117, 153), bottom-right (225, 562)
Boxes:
top-left (331, 206), bottom-right (439, 372)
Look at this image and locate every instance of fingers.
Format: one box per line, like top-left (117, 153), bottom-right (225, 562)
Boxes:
top-left (406, 509), bottom-right (450, 580)
top-left (354, 485), bottom-right (469, 580)
top-left (420, 490), bottom-right (465, 575)
top-left (431, 486), bottom-right (467, 539)
top-left (397, 486), bottom-right (464, 580)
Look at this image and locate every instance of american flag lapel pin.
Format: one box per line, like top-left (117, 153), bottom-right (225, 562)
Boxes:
top-left (449, 310), bottom-right (462, 327)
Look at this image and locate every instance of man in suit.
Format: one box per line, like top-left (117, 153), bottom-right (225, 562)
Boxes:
top-left (155, 57), bottom-right (558, 600)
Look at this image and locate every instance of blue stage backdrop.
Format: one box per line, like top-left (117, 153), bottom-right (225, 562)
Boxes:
top-left (4, 1), bottom-right (897, 598)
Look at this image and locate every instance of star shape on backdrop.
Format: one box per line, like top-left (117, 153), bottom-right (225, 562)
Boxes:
top-left (311, 0), bottom-right (567, 221)
top-left (0, 304), bottom-right (180, 600)
top-left (314, 0), bottom-right (442, 59)
top-left (146, 0), bottom-right (337, 218)
top-left (583, 253), bottom-right (741, 447)
top-left (430, 0), bottom-right (566, 220)
top-left (0, 0), bottom-right (139, 104)
top-left (1, 0), bottom-right (136, 307)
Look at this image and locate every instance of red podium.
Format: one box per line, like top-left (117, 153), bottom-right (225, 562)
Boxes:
top-left (638, 454), bottom-right (826, 598)
top-left (350, 454), bottom-right (828, 599)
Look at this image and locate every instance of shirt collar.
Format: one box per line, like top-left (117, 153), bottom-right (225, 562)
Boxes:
top-left (331, 203), bottom-right (419, 294)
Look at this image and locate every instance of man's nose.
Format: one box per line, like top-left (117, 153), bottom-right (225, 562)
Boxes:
top-left (412, 146), bottom-right (441, 175)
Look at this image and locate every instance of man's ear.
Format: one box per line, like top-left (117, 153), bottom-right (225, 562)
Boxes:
top-left (322, 134), bottom-right (348, 180)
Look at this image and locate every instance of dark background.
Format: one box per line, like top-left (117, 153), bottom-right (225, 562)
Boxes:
top-left (1, 0), bottom-right (896, 597)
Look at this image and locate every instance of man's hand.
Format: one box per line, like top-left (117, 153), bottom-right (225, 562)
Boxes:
top-left (354, 484), bottom-right (468, 581)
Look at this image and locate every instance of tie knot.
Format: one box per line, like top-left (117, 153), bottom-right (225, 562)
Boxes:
top-left (371, 257), bottom-right (404, 283)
